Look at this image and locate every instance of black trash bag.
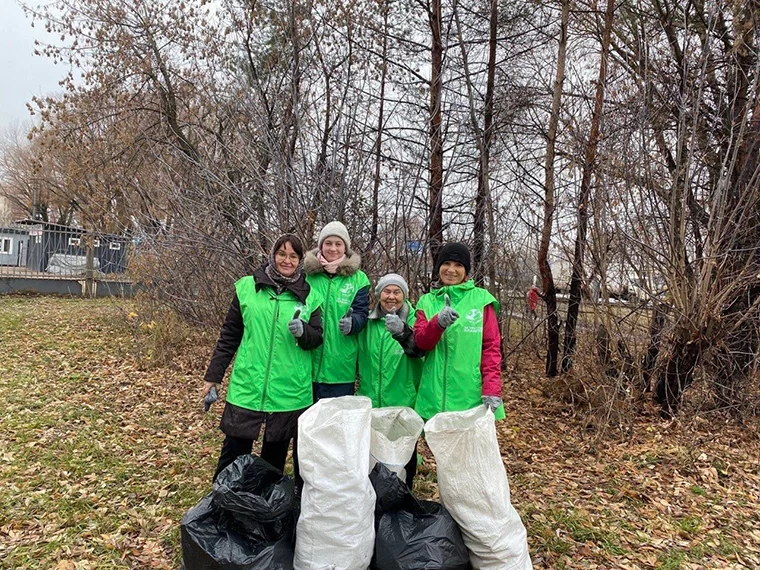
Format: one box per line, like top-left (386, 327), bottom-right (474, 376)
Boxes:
top-left (181, 494), bottom-right (295, 570)
top-left (369, 462), bottom-right (417, 514)
top-left (369, 463), bottom-right (470, 570)
top-left (180, 455), bottom-right (296, 570)
top-left (213, 455), bottom-right (295, 542)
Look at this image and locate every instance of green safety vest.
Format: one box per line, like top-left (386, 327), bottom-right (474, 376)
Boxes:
top-left (357, 301), bottom-right (422, 408)
top-left (226, 276), bottom-right (320, 412)
top-left (414, 280), bottom-right (505, 420)
top-left (306, 270), bottom-right (370, 384)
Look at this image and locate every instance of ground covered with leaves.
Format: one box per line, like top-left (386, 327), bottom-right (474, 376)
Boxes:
top-left (1, 297), bottom-right (759, 569)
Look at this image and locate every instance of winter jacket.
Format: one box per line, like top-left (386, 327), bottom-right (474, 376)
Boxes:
top-left (203, 266), bottom-right (323, 412)
top-left (413, 280), bottom-right (505, 420)
top-left (357, 300), bottom-right (424, 408)
top-left (304, 249), bottom-right (370, 384)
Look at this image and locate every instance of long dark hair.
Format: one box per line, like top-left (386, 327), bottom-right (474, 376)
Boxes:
top-left (271, 234), bottom-right (304, 260)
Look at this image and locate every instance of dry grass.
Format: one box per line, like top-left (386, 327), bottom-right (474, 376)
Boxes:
top-left (1, 297), bottom-right (758, 569)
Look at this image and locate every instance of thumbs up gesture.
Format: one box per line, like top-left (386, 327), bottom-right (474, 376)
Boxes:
top-left (288, 308), bottom-right (304, 338)
top-left (339, 307), bottom-right (353, 335)
top-left (437, 293), bottom-right (459, 329)
top-left (384, 306), bottom-right (404, 335)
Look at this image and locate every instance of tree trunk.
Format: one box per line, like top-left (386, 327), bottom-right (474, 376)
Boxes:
top-left (538, 0), bottom-right (570, 377)
top-left (427, 0), bottom-right (444, 273)
top-left (561, 0), bottom-right (615, 373)
top-left (642, 301), bottom-right (668, 392)
top-left (471, 0), bottom-right (497, 285)
top-left (368, 0), bottom-right (389, 253)
top-left (654, 335), bottom-right (701, 417)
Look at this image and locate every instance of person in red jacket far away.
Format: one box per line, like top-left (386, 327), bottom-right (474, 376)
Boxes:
top-left (526, 285), bottom-right (540, 319)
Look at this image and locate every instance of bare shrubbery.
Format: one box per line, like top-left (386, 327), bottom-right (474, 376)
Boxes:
top-left (2, 0), bottom-right (758, 422)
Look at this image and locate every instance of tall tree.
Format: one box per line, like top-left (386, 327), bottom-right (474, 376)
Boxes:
top-left (539, 0), bottom-right (570, 377)
top-left (561, 0), bottom-right (616, 373)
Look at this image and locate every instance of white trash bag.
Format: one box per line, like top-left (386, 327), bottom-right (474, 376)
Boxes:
top-left (424, 406), bottom-right (532, 570)
top-left (295, 396), bottom-right (376, 570)
top-left (369, 406), bottom-right (424, 481)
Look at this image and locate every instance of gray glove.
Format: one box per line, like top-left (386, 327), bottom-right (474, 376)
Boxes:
top-left (437, 294), bottom-right (459, 329)
top-left (482, 395), bottom-right (502, 412)
top-left (339, 308), bottom-right (353, 335)
top-left (384, 307), bottom-right (405, 335)
top-left (288, 309), bottom-right (304, 338)
top-left (204, 386), bottom-right (219, 412)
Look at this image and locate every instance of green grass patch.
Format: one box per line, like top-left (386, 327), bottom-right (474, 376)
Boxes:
top-left (657, 549), bottom-right (686, 569)
top-left (675, 515), bottom-right (702, 536)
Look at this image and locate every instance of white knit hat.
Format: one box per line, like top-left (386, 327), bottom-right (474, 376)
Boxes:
top-left (375, 273), bottom-right (409, 298)
top-left (318, 221), bottom-right (351, 251)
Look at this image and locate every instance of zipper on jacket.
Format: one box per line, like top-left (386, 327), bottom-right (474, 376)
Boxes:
top-left (260, 298), bottom-right (280, 409)
top-left (378, 325), bottom-right (385, 407)
top-left (442, 332), bottom-right (449, 411)
top-left (441, 293), bottom-right (449, 412)
top-left (314, 278), bottom-right (333, 382)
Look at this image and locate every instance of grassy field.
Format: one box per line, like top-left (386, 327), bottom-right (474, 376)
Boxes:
top-left (1, 296), bottom-right (759, 569)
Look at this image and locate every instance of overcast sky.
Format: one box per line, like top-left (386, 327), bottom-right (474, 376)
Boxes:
top-left (0, 0), bottom-right (66, 134)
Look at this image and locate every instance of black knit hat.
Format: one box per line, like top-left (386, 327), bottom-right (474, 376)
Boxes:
top-left (435, 242), bottom-right (471, 276)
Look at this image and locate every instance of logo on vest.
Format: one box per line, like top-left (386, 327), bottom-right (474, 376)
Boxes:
top-left (465, 308), bottom-right (482, 323)
top-left (463, 308), bottom-right (482, 333)
top-left (338, 282), bottom-right (356, 305)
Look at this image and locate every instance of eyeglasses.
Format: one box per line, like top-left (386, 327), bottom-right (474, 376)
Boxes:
top-left (275, 251), bottom-right (300, 262)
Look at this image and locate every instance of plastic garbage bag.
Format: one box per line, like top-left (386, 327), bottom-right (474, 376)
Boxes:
top-left (424, 406), bottom-right (532, 570)
top-left (369, 407), bottom-right (424, 482)
top-left (294, 396), bottom-right (376, 570)
top-left (369, 463), bottom-right (470, 570)
top-left (213, 455), bottom-right (296, 542)
top-left (181, 455), bottom-right (296, 570)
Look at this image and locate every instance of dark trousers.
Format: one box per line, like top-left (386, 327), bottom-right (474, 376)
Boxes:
top-left (313, 381), bottom-right (355, 402)
top-left (213, 435), bottom-right (303, 493)
top-left (404, 444), bottom-right (418, 491)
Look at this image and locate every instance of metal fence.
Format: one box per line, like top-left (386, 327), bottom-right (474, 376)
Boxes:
top-left (0, 222), bottom-right (134, 297)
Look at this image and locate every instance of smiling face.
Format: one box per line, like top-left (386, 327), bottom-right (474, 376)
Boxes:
top-left (379, 285), bottom-right (405, 313)
top-left (274, 241), bottom-right (301, 277)
top-left (439, 260), bottom-right (467, 285)
top-left (321, 236), bottom-right (346, 262)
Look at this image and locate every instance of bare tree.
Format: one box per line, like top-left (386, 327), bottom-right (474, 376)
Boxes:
top-left (538, 0), bottom-right (570, 377)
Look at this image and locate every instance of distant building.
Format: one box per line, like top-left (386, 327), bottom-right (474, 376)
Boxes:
top-left (0, 226), bottom-right (29, 267)
top-left (15, 220), bottom-right (131, 274)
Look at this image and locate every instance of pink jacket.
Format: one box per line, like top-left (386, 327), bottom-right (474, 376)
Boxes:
top-left (414, 304), bottom-right (502, 397)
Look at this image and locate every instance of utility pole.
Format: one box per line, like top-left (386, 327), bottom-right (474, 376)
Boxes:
top-left (84, 232), bottom-right (95, 298)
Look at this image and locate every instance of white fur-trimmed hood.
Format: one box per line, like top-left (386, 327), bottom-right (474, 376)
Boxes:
top-left (303, 249), bottom-right (362, 276)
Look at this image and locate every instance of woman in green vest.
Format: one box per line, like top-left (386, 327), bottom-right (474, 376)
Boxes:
top-left (202, 234), bottom-right (323, 490)
top-left (304, 221), bottom-right (370, 400)
top-left (357, 272), bottom-right (424, 489)
top-left (414, 242), bottom-right (505, 421)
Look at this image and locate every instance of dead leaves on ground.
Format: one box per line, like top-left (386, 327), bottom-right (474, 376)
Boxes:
top-left (0, 297), bottom-right (759, 569)
top-left (501, 359), bottom-right (760, 569)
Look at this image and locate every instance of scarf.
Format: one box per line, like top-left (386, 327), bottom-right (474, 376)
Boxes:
top-left (265, 253), bottom-right (303, 294)
top-left (317, 251), bottom-right (346, 274)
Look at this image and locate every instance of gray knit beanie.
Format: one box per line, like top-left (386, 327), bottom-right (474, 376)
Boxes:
top-left (375, 273), bottom-right (409, 298)
top-left (318, 221), bottom-right (351, 252)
